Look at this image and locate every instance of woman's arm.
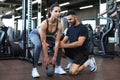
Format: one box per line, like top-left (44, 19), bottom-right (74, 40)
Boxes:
top-left (39, 20), bottom-right (48, 57)
top-left (53, 22), bottom-right (62, 58)
top-left (38, 20), bottom-right (49, 66)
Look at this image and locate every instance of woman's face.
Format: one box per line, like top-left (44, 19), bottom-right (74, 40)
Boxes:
top-left (50, 6), bottom-right (61, 19)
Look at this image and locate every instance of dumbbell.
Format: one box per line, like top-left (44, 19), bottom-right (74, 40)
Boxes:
top-left (45, 42), bottom-right (55, 77)
top-left (45, 64), bottom-right (55, 77)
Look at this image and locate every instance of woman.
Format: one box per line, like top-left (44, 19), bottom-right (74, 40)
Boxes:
top-left (29, 3), bottom-right (66, 78)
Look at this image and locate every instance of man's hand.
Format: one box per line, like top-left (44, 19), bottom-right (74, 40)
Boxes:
top-left (59, 41), bottom-right (66, 48)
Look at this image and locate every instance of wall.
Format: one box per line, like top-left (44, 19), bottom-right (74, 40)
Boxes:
top-left (76, 6), bottom-right (99, 20)
top-left (62, 5), bottom-right (99, 32)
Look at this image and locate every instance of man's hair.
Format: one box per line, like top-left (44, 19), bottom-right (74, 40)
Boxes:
top-left (67, 10), bottom-right (77, 16)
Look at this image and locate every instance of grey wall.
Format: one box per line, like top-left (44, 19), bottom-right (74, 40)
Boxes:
top-left (76, 5), bottom-right (99, 25)
top-left (62, 5), bottom-right (99, 31)
top-left (0, 18), bottom-right (4, 26)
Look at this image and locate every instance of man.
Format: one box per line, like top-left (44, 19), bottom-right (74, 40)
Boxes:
top-left (60, 10), bottom-right (97, 75)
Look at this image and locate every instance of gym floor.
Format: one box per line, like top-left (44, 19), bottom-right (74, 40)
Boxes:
top-left (0, 55), bottom-right (120, 80)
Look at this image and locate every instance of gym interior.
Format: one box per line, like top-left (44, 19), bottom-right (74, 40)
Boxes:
top-left (0, 0), bottom-right (120, 80)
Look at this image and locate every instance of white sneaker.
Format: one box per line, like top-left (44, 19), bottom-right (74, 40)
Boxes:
top-left (32, 68), bottom-right (40, 78)
top-left (89, 57), bottom-right (97, 72)
top-left (38, 61), bottom-right (42, 66)
top-left (64, 63), bottom-right (72, 71)
top-left (55, 66), bottom-right (67, 74)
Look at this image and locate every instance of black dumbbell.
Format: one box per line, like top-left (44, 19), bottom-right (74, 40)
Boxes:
top-left (45, 64), bottom-right (55, 77)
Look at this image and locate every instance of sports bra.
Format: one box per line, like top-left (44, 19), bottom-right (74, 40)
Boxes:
top-left (46, 19), bottom-right (58, 36)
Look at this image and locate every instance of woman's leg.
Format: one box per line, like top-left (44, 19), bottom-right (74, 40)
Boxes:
top-left (54, 48), bottom-right (66, 74)
top-left (47, 40), bottom-right (66, 74)
top-left (29, 33), bottom-right (42, 67)
top-left (29, 30), bottom-right (42, 78)
top-left (56, 48), bottom-right (62, 66)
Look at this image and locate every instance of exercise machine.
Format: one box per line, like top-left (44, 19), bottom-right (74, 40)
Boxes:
top-left (92, 0), bottom-right (117, 58)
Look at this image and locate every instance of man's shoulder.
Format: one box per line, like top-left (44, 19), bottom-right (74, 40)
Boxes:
top-left (79, 23), bottom-right (86, 27)
top-left (80, 24), bottom-right (88, 29)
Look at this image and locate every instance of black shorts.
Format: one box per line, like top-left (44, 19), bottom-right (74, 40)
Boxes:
top-left (64, 48), bottom-right (88, 66)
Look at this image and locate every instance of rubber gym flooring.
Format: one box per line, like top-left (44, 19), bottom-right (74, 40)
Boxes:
top-left (0, 55), bottom-right (120, 80)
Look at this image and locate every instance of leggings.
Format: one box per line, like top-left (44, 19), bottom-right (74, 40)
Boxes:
top-left (29, 29), bottom-right (62, 67)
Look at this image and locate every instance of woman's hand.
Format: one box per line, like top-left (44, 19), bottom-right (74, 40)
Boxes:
top-left (44, 56), bottom-right (50, 68)
top-left (51, 56), bottom-right (57, 65)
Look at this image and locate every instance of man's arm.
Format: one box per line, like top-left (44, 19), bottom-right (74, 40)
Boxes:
top-left (60, 36), bottom-right (86, 48)
top-left (60, 35), bottom-right (69, 48)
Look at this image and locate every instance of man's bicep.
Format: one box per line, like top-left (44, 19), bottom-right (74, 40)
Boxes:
top-left (62, 36), bottom-right (69, 42)
top-left (78, 36), bottom-right (86, 45)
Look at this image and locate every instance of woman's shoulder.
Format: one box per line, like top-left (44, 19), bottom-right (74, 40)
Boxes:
top-left (57, 19), bottom-right (61, 24)
top-left (40, 19), bottom-right (48, 27)
top-left (41, 19), bottom-right (47, 23)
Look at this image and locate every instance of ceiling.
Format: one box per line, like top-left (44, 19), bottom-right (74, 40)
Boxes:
top-left (0, 0), bottom-right (101, 19)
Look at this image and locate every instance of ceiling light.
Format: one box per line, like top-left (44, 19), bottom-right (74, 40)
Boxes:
top-left (37, 0), bottom-right (41, 3)
top-left (59, 2), bottom-right (70, 7)
top-left (16, 6), bottom-right (22, 11)
top-left (32, 16), bottom-right (43, 19)
top-left (61, 10), bottom-right (68, 14)
top-left (117, 0), bottom-right (120, 2)
top-left (45, 8), bottom-right (47, 11)
top-left (32, 17), bottom-right (37, 19)
top-left (0, 0), bottom-right (6, 2)
top-left (14, 16), bottom-right (21, 19)
top-left (5, 11), bottom-right (12, 15)
top-left (0, 15), bottom-right (3, 17)
top-left (79, 5), bottom-right (93, 10)
top-left (32, 0), bottom-right (38, 4)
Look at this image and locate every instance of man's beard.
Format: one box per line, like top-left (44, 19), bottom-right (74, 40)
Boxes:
top-left (69, 20), bottom-right (76, 26)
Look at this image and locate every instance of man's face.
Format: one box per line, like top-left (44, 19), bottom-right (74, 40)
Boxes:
top-left (67, 15), bottom-right (76, 26)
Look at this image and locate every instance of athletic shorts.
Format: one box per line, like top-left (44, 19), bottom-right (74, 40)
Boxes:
top-left (64, 48), bottom-right (88, 66)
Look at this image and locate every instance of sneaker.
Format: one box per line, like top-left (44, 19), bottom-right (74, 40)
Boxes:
top-left (55, 66), bottom-right (67, 74)
top-left (64, 63), bottom-right (72, 71)
top-left (32, 68), bottom-right (40, 78)
top-left (89, 57), bottom-right (97, 72)
top-left (38, 61), bottom-right (42, 66)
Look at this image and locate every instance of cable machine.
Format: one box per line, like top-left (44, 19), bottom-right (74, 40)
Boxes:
top-left (93, 0), bottom-right (117, 58)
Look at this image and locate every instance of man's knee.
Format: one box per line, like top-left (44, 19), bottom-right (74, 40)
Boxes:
top-left (69, 69), bottom-right (77, 75)
top-left (69, 63), bottom-right (79, 75)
